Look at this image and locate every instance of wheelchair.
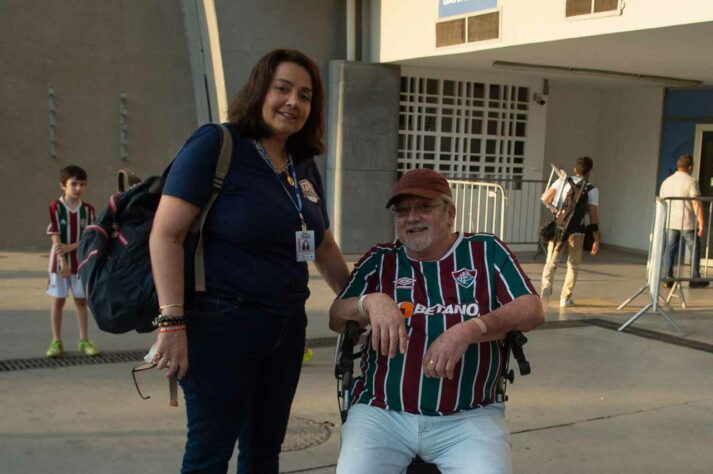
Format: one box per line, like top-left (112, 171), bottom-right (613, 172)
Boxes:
top-left (334, 321), bottom-right (531, 474)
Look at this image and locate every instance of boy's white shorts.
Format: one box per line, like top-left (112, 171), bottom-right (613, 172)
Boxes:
top-left (47, 273), bottom-right (86, 299)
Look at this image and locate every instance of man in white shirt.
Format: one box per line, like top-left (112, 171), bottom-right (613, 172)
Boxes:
top-left (659, 154), bottom-right (709, 289)
top-left (540, 157), bottom-right (601, 307)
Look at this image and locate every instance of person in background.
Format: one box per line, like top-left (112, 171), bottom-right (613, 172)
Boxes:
top-left (46, 165), bottom-right (99, 358)
top-left (660, 154), bottom-right (709, 289)
top-left (540, 156), bottom-right (600, 307)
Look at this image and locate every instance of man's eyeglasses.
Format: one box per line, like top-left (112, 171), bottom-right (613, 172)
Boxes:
top-left (391, 202), bottom-right (447, 218)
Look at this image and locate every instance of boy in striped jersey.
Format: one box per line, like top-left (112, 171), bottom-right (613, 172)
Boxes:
top-left (330, 169), bottom-right (544, 473)
top-left (45, 165), bottom-right (99, 358)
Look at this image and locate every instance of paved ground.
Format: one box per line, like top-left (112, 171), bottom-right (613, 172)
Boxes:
top-left (1, 248), bottom-right (712, 473)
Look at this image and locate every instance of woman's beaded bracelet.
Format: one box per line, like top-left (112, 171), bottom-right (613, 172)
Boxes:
top-left (152, 314), bottom-right (186, 327)
top-left (159, 325), bottom-right (186, 334)
top-left (157, 321), bottom-right (185, 329)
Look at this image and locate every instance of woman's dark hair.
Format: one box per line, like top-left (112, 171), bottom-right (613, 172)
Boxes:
top-left (228, 49), bottom-right (325, 159)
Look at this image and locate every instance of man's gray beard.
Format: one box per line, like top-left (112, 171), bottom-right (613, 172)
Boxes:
top-left (398, 230), bottom-right (433, 253)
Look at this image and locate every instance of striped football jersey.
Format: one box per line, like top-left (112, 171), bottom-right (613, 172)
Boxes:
top-left (47, 198), bottom-right (95, 274)
top-left (339, 233), bottom-right (535, 416)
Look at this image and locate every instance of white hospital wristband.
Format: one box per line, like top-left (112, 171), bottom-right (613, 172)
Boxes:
top-left (357, 294), bottom-right (369, 318)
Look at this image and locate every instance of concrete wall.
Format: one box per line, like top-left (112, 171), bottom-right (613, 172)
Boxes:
top-left (0, 1), bottom-right (197, 249)
top-left (544, 85), bottom-right (664, 252)
top-left (544, 86), bottom-right (602, 171)
top-left (0, 0), bottom-right (347, 249)
top-left (376, 0), bottom-right (713, 62)
top-left (596, 87), bottom-right (664, 251)
top-left (327, 61), bottom-right (400, 254)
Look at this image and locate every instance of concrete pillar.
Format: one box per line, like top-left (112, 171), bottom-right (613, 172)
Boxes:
top-left (181, 0), bottom-right (228, 124)
top-left (327, 61), bottom-right (400, 254)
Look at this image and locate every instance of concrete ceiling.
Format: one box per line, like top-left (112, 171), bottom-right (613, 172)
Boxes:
top-left (395, 21), bottom-right (713, 90)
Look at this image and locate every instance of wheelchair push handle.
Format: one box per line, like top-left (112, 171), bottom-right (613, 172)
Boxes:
top-left (344, 320), bottom-right (362, 345)
top-left (336, 321), bottom-right (366, 424)
top-left (506, 331), bottom-right (531, 376)
top-left (335, 320), bottom-right (364, 381)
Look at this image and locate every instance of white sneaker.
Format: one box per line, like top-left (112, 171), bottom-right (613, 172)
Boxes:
top-left (541, 287), bottom-right (552, 298)
top-left (560, 297), bottom-right (574, 308)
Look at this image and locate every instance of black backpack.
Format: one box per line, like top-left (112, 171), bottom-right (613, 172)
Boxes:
top-left (77, 124), bottom-right (234, 333)
top-left (552, 177), bottom-right (592, 244)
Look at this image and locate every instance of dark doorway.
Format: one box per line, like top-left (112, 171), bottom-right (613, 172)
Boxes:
top-left (696, 129), bottom-right (713, 270)
top-left (698, 131), bottom-right (713, 196)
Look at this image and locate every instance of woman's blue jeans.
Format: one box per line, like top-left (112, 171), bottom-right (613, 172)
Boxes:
top-left (179, 295), bottom-right (306, 473)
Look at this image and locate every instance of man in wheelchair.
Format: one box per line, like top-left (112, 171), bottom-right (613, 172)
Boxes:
top-left (329, 169), bottom-right (545, 474)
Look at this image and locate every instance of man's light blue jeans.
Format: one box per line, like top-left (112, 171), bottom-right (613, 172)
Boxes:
top-left (337, 403), bottom-right (512, 474)
top-left (665, 229), bottom-right (701, 279)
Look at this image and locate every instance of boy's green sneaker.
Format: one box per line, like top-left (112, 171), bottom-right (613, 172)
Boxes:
top-left (78, 339), bottom-right (100, 356)
top-left (46, 340), bottom-right (63, 358)
top-left (302, 347), bottom-right (313, 364)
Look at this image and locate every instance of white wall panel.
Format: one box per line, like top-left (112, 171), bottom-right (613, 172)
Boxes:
top-left (596, 87), bottom-right (664, 251)
top-left (377, 0), bottom-right (713, 62)
top-left (544, 85), bottom-right (664, 252)
top-left (544, 86), bottom-right (602, 171)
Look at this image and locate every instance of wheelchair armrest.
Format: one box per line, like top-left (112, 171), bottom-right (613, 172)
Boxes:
top-left (334, 321), bottom-right (365, 380)
top-left (344, 320), bottom-right (363, 347)
top-left (505, 331), bottom-right (530, 376)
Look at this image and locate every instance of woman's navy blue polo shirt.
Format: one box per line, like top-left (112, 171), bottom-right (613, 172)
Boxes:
top-left (162, 124), bottom-right (330, 312)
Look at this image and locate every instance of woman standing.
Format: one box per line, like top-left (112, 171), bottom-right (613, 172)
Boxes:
top-left (149, 49), bottom-right (349, 473)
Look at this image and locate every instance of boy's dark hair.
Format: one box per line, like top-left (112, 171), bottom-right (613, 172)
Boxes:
top-left (60, 165), bottom-right (87, 184)
top-left (574, 156), bottom-right (593, 177)
top-left (227, 49), bottom-right (325, 160)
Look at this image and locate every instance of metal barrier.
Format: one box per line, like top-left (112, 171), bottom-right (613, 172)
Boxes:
top-left (448, 179), bottom-right (548, 246)
top-left (448, 180), bottom-right (505, 237)
top-left (618, 196), bottom-right (713, 335)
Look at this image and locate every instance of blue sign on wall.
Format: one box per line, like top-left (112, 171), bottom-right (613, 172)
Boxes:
top-left (439, 0), bottom-right (497, 19)
top-left (658, 89), bottom-right (713, 187)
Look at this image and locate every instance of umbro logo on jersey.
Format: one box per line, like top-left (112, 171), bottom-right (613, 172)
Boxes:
top-left (394, 277), bottom-right (416, 289)
top-left (452, 269), bottom-right (477, 288)
top-left (398, 301), bottom-right (479, 318)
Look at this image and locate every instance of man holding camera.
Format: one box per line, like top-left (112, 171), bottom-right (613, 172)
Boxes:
top-left (540, 156), bottom-right (601, 307)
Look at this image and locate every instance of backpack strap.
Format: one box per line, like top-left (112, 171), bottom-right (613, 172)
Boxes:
top-left (192, 124), bottom-right (234, 292)
top-left (560, 178), bottom-right (590, 241)
top-left (117, 169), bottom-right (141, 192)
top-left (565, 176), bottom-right (577, 197)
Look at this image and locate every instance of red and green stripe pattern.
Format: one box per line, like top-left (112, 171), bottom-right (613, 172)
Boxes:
top-left (47, 198), bottom-right (95, 273)
top-left (339, 233), bottom-right (535, 415)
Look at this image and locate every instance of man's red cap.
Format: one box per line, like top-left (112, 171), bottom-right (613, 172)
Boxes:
top-left (385, 168), bottom-right (452, 208)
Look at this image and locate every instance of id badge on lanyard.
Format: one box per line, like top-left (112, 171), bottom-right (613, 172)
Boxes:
top-left (252, 139), bottom-right (316, 262)
top-left (295, 227), bottom-right (315, 262)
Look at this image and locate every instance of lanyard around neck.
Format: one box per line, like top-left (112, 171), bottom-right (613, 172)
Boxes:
top-left (251, 139), bottom-right (307, 230)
